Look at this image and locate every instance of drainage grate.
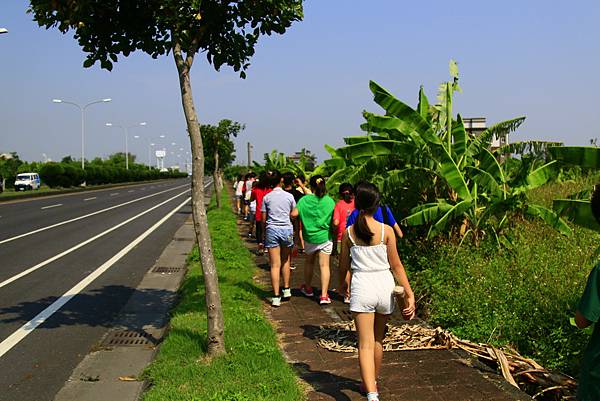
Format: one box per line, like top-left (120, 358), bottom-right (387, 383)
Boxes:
top-left (152, 266), bottom-right (185, 274)
top-left (173, 237), bottom-right (193, 242)
top-left (101, 330), bottom-right (155, 347)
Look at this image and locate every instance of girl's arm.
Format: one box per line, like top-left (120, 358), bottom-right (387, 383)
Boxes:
top-left (339, 230), bottom-right (351, 293)
top-left (385, 226), bottom-right (415, 318)
top-left (290, 207), bottom-right (299, 219)
top-left (393, 223), bottom-right (403, 238)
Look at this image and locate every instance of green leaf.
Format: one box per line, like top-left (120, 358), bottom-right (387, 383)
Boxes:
top-left (452, 114), bottom-right (467, 164)
top-left (430, 199), bottom-right (472, 237)
top-left (368, 81), bottom-right (440, 145)
top-left (525, 160), bottom-right (557, 189)
top-left (553, 199), bottom-right (600, 231)
top-left (417, 85), bottom-right (430, 121)
top-left (526, 204), bottom-right (572, 236)
top-left (449, 59), bottom-right (459, 79)
top-left (478, 147), bottom-right (505, 184)
top-left (465, 166), bottom-right (502, 198)
top-left (404, 202), bottom-right (453, 226)
top-left (439, 146), bottom-right (472, 201)
top-left (364, 113), bottom-right (439, 145)
top-left (479, 116), bottom-right (526, 146)
top-left (83, 58), bottom-right (94, 68)
top-left (549, 146), bottom-right (600, 169)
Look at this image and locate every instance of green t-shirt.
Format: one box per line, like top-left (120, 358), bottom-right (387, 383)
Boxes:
top-left (577, 263), bottom-right (600, 401)
top-left (297, 194), bottom-right (335, 245)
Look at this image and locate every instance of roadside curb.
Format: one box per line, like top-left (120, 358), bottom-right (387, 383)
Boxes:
top-left (52, 196), bottom-right (207, 401)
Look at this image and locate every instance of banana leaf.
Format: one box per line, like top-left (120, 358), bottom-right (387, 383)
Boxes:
top-left (337, 140), bottom-right (414, 162)
top-left (324, 144), bottom-right (340, 158)
top-left (452, 114), bottom-right (467, 164)
top-left (323, 157), bottom-right (346, 169)
top-left (525, 204), bottom-right (572, 236)
top-left (429, 199), bottom-right (473, 237)
top-left (417, 85), bottom-right (430, 122)
top-left (363, 113), bottom-right (440, 145)
top-left (525, 160), bottom-right (557, 189)
top-left (465, 166), bottom-right (503, 199)
top-left (404, 202), bottom-right (453, 226)
top-left (478, 147), bottom-right (506, 184)
top-left (553, 199), bottom-right (600, 231)
top-left (549, 146), bottom-right (600, 169)
top-left (439, 146), bottom-right (472, 201)
top-left (368, 81), bottom-right (441, 145)
top-left (478, 116), bottom-right (526, 147)
top-left (343, 136), bottom-right (375, 145)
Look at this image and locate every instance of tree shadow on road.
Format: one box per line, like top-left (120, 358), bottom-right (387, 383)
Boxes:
top-left (0, 285), bottom-right (177, 331)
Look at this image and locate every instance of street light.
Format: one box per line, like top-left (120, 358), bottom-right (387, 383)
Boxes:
top-left (105, 121), bottom-right (146, 170)
top-left (0, 28), bottom-right (8, 34)
top-left (52, 98), bottom-right (112, 169)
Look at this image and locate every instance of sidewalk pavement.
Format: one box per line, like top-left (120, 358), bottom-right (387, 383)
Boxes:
top-left (236, 216), bottom-right (532, 401)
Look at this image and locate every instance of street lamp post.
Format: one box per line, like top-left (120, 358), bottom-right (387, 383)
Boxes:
top-left (106, 122), bottom-right (147, 170)
top-left (0, 28), bottom-right (8, 34)
top-left (52, 98), bottom-right (112, 169)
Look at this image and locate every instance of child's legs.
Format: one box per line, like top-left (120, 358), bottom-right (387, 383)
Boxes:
top-left (280, 246), bottom-right (292, 288)
top-left (374, 313), bottom-right (390, 379)
top-left (318, 251), bottom-right (331, 297)
top-left (268, 246), bottom-right (282, 296)
top-left (256, 221), bottom-right (264, 244)
top-left (304, 251), bottom-right (317, 287)
top-left (354, 312), bottom-right (377, 393)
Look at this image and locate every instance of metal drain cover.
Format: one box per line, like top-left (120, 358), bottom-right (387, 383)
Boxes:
top-left (173, 237), bottom-right (193, 242)
top-left (152, 266), bottom-right (185, 274)
top-left (101, 330), bottom-right (155, 347)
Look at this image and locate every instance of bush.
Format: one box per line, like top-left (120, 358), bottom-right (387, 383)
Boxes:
top-left (39, 162), bottom-right (65, 188)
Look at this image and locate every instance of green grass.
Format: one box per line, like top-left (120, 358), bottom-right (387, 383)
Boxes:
top-left (402, 177), bottom-right (599, 375)
top-left (142, 194), bottom-right (304, 401)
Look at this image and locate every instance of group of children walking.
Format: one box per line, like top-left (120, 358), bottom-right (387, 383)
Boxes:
top-left (233, 172), bottom-right (600, 401)
top-left (234, 172), bottom-right (416, 401)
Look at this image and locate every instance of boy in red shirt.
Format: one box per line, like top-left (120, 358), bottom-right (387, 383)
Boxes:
top-left (332, 183), bottom-right (355, 303)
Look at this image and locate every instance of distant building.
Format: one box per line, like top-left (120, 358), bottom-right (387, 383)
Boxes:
top-left (463, 117), bottom-right (508, 151)
top-left (288, 150), bottom-right (316, 170)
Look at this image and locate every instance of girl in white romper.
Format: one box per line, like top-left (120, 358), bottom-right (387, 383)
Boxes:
top-left (339, 182), bottom-right (415, 401)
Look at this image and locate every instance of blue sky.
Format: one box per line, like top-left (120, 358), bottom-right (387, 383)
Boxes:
top-left (1, 1), bottom-right (599, 167)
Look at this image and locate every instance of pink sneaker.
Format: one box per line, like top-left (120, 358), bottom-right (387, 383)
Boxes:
top-left (300, 284), bottom-right (314, 297)
top-left (319, 295), bottom-right (331, 305)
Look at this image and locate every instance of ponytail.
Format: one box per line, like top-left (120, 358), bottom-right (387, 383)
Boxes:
top-left (353, 182), bottom-right (381, 243)
top-left (309, 175), bottom-right (327, 198)
top-left (354, 210), bottom-right (374, 244)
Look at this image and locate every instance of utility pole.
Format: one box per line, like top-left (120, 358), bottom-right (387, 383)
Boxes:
top-left (247, 142), bottom-right (253, 168)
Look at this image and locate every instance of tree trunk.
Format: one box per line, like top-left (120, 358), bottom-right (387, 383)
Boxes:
top-left (173, 39), bottom-right (226, 358)
top-left (213, 148), bottom-right (221, 209)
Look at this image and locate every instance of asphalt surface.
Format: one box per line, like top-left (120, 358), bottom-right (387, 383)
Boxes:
top-left (0, 178), bottom-right (201, 401)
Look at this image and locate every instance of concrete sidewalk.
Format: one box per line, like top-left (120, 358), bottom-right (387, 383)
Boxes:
top-left (236, 216), bottom-right (531, 401)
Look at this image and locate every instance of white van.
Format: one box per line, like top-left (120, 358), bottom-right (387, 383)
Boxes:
top-left (14, 173), bottom-right (41, 191)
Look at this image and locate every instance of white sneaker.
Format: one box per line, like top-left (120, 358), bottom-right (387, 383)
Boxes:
top-left (271, 296), bottom-right (281, 307)
top-left (282, 288), bottom-right (292, 299)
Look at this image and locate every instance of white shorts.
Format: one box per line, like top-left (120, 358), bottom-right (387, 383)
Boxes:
top-left (349, 270), bottom-right (396, 315)
top-left (304, 240), bottom-right (333, 255)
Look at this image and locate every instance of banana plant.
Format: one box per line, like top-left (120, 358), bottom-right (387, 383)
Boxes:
top-left (319, 61), bottom-right (571, 244)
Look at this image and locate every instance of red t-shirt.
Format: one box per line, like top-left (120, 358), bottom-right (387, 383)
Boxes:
top-left (252, 187), bottom-right (272, 222)
top-left (333, 199), bottom-right (355, 241)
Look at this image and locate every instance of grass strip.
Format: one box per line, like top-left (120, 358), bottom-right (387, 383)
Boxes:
top-left (143, 193), bottom-right (304, 401)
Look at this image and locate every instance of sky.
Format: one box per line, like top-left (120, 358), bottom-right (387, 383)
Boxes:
top-left (1, 1), bottom-right (600, 168)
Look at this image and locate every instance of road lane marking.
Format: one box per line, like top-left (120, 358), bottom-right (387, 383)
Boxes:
top-left (0, 188), bottom-right (196, 289)
top-left (41, 204), bottom-right (62, 210)
top-left (0, 183), bottom-right (190, 245)
top-left (83, 197), bottom-right (97, 201)
top-left (128, 190), bottom-right (134, 193)
top-left (110, 193), bottom-right (119, 196)
top-left (0, 195), bottom-right (192, 359)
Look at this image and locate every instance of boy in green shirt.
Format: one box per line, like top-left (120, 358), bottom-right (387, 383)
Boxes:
top-left (575, 185), bottom-right (600, 401)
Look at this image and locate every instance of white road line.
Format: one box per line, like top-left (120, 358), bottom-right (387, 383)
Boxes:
top-left (0, 195), bottom-right (192, 359)
top-left (0, 189), bottom-right (192, 290)
top-left (0, 183), bottom-right (190, 245)
top-left (110, 193), bottom-right (119, 196)
top-left (41, 204), bottom-right (62, 210)
top-left (128, 190), bottom-right (134, 193)
top-left (83, 197), bottom-right (97, 201)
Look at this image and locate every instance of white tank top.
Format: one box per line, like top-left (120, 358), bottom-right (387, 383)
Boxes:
top-left (347, 223), bottom-right (391, 273)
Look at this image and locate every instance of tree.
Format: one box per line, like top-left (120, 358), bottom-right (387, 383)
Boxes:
top-left (0, 152), bottom-right (23, 191)
top-left (28, 0), bottom-right (304, 357)
top-left (202, 119), bottom-right (244, 209)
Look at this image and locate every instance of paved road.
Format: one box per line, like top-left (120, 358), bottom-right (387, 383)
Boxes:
top-left (0, 178), bottom-right (203, 401)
